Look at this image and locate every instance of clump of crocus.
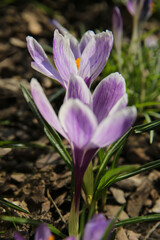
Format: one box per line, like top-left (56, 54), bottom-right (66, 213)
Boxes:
top-left (14, 214), bottom-right (113, 240)
top-left (127, 0), bottom-right (153, 21)
top-left (126, 0), bottom-right (154, 52)
top-left (30, 72), bottom-right (137, 234)
top-left (14, 223), bottom-right (54, 240)
top-left (112, 7), bottom-right (123, 71)
top-left (26, 27), bottom-right (113, 89)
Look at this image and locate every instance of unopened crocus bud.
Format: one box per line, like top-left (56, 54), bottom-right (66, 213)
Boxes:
top-left (112, 7), bottom-right (123, 55)
top-left (126, 0), bottom-right (153, 21)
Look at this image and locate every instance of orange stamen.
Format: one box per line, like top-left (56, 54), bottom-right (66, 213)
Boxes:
top-left (76, 58), bottom-right (81, 70)
top-left (48, 235), bottom-right (55, 240)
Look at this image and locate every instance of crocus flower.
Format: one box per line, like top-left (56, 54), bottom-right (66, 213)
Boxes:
top-left (14, 223), bottom-right (54, 240)
top-left (126, 0), bottom-right (153, 21)
top-left (31, 73), bottom-right (137, 210)
top-left (26, 27), bottom-right (113, 89)
top-left (66, 214), bottom-right (113, 240)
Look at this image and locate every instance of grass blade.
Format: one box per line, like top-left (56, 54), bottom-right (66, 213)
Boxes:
top-left (1, 216), bottom-right (66, 238)
top-left (0, 198), bottom-right (29, 214)
top-left (115, 214), bottom-right (160, 227)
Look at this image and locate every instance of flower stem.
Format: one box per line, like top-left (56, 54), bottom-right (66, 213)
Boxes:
top-left (68, 197), bottom-right (79, 237)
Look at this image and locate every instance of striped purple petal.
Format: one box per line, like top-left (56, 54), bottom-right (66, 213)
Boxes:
top-left (59, 99), bottom-right (97, 149)
top-left (66, 74), bottom-right (92, 107)
top-left (53, 30), bottom-right (77, 84)
top-left (51, 19), bottom-right (80, 59)
top-left (78, 31), bottom-right (113, 87)
top-left (26, 36), bottom-right (64, 87)
top-left (91, 107), bottom-right (137, 148)
top-left (79, 30), bottom-right (95, 54)
top-left (92, 72), bottom-right (126, 123)
top-left (31, 78), bottom-right (66, 138)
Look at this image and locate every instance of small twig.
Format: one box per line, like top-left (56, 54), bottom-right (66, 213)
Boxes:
top-left (144, 221), bottom-right (160, 240)
top-left (47, 189), bottom-right (66, 226)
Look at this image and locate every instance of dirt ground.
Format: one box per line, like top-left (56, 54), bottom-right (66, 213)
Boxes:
top-left (0, 1), bottom-right (160, 239)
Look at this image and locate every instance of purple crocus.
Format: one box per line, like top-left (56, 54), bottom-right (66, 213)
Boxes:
top-left (66, 214), bottom-right (113, 240)
top-left (26, 28), bottom-right (113, 89)
top-left (14, 223), bottom-right (54, 240)
top-left (126, 0), bottom-right (153, 21)
top-left (31, 73), bottom-right (137, 210)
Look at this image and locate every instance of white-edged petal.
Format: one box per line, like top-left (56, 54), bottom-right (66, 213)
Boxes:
top-left (91, 106), bottom-right (137, 147)
top-left (53, 30), bottom-right (77, 83)
top-left (30, 78), bottom-right (66, 137)
top-left (66, 74), bottom-right (92, 107)
top-left (59, 99), bottom-right (97, 149)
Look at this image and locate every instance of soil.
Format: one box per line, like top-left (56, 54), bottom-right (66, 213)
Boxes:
top-left (0, 1), bottom-right (160, 239)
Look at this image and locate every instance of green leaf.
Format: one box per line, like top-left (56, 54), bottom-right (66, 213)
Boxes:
top-left (98, 148), bottom-right (105, 164)
top-left (97, 165), bottom-right (137, 193)
top-left (135, 101), bottom-right (160, 108)
top-left (79, 205), bottom-right (86, 237)
top-left (110, 159), bottom-right (160, 185)
top-left (0, 140), bottom-right (50, 149)
top-left (1, 215), bottom-right (66, 238)
top-left (143, 113), bottom-right (154, 144)
top-left (0, 198), bottom-right (29, 214)
top-left (49, 88), bottom-right (65, 102)
top-left (20, 84), bottom-right (72, 169)
top-left (115, 214), bottom-right (160, 227)
top-left (133, 119), bottom-right (160, 133)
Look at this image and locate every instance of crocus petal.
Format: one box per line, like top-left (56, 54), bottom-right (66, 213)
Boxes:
top-left (26, 36), bottom-right (64, 86)
top-left (51, 19), bottom-right (69, 35)
top-left (79, 31), bottom-right (113, 87)
top-left (35, 223), bottom-right (53, 240)
top-left (69, 35), bottom-right (81, 59)
top-left (92, 73), bottom-right (126, 123)
top-left (53, 30), bottom-right (77, 83)
top-left (59, 99), bottom-right (97, 149)
top-left (51, 20), bottom-right (80, 59)
top-left (14, 232), bottom-right (25, 240)
top-left (91, 107), bottom-right (137, 148)
top-left (66, 74), bottom-right (92, 107)
top-left (83, 214), bottom-right (112, 240)
top-left (108, 94), bottom-right (128, 116)
top-left (79, 30), bottom-right (95, 54)
top-left (31, 78), bottom-right (66, 138)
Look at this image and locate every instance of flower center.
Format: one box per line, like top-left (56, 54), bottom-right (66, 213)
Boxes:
top-left (48, 236), bottom-right (55, 240)
top-left (76, 58), bottom-right (81, 70)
